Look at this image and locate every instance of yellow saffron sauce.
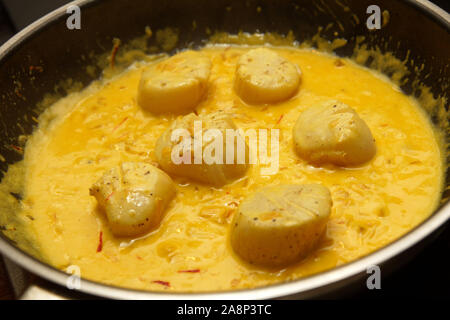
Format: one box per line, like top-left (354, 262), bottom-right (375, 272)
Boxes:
top-left (18, 46), bottom-right (443, 292)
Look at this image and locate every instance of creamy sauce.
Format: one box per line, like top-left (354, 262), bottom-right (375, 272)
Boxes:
top-left (15, 46), bottom-right (443, 292)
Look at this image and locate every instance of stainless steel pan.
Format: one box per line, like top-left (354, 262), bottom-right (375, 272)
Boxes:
top-left (0, 0), bottom-right (448, 299)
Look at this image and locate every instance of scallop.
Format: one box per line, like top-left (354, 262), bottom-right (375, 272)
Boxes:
top-left (90, 162), bottom-right (176, 237)
top-left (293, 100), bottom-right (376, 166)
top-left (234, 48), bottom-right (301, 104)
top-left (230, 184), bottom-right (332, 267)
top-left (155, 112), bottom-right (249, 186)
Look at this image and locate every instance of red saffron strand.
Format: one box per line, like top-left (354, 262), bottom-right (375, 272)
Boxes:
top-left (10, 145), bottom-right (23, 152)
top-left (152, 280), bottom-right (170, 287)
top-left (178, 269), bottom-right (201, 273)
top-left (110, 39), bottom-right (121, 69)
top-left (276, 114), bottom-right (284, 124)
top-left (112, 117), bottom-right (128, 132)
top-left (105, 191), bottom-right (115, 202)
top-left (96, 231), bottom-right (103, 252)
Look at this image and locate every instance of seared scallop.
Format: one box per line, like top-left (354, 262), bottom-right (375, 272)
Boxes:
top-left (90, 162), bottom-right (176, 237)
top-left (137, 50), bottom-right (211, 114)
top-left (155, 112), bottom-right (249, 186)
top-left (234, 48), bottom-right (301, 104)
top-left (293, 100), bottom-right (376, 166)
top-left (230, 184), bottom-right (332, 267)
